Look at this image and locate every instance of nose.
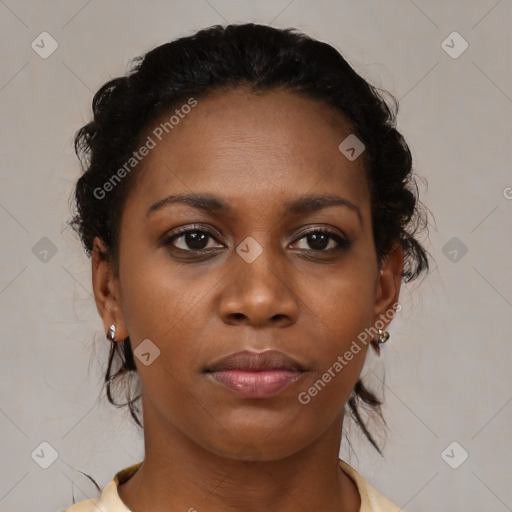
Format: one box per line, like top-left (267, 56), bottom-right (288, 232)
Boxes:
top-left (218, 247), bottom-right (299, 329)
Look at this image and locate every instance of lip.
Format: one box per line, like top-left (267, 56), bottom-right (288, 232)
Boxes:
top-left (205, 349), bottom-right (306, 399)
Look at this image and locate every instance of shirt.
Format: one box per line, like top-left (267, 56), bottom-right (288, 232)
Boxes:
top-left (60, 459), bottom-right (405, 512)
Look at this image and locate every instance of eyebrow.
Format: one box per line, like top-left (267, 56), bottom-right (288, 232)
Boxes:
top-left (146, 193), bottom-right (362, 225)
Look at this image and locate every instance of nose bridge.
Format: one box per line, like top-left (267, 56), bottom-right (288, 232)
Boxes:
top-left (219, 233), bottom-right (298, 327)
top-left (235, 234), bottom-right (284, 299)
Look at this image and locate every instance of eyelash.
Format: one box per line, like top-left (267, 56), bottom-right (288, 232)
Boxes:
top-left (161, 224), bottom-right (352, 256)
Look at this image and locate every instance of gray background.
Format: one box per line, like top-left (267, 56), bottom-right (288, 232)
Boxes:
top-left (1, 1), bottom-right (511, 511)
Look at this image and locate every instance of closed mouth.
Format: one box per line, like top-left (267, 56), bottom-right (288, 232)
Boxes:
top-left (205, 349), bottom-right (305, 373)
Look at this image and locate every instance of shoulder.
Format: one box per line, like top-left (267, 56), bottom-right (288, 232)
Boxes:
top-left (60, 461), bottom-right (143, 512)
top-left (59, 481), bottom-right (123, 512)
top-left (338, 459), bottom-right (406, 512)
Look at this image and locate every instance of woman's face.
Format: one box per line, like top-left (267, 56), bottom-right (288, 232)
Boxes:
top-left (93, 87), bottom-right (402, 460)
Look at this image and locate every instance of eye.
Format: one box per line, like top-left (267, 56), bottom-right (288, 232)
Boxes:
top-left (291, 227), bottom-right (351, 252)
top-left (162, 226), bottom-right (224, 252)
top-left (161, 225), bottom-right (351, 256)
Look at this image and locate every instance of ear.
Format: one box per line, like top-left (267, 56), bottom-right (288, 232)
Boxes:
top-left (373, 243), bottom-right (404, 328)
top-left (91, 236), bottom-right (128, 342)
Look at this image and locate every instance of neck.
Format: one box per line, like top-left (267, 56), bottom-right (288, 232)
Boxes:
top-left (118, 406), bottom-right (360, 512)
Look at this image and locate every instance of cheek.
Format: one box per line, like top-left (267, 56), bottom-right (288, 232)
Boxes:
top-left (295, 282), bottom-right (374, 419)
top-left (119, 262), bottom-right (199, 349)
top-left (300, 298), bottom-right (372, 406)
top-left (118, 268), bottom-right (203, 419)
top-left (296, 254), bottom-right (377, 402)
top-left (305, 255), bottom-right (377, 341)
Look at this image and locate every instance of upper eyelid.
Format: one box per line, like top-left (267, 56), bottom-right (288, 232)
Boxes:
top-left (167, 224), bottom-right (344, 238)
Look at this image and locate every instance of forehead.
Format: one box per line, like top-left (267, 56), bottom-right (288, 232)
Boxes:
top-left (128, 88), bottom-right (369, 215)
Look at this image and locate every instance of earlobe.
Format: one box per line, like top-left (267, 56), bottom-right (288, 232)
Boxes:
top-left (91, 236), bottom-right (127, 341)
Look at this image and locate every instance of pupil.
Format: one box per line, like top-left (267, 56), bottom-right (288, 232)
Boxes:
top-left (308, 233), bottom-right (328, 250)
top-left (186, 232), bottom-right (208, 250)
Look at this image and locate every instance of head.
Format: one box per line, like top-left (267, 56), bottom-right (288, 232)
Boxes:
top-left (70, 23), bottom-right (429, 459)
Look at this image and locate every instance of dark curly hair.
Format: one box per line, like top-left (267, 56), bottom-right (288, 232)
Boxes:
top-left (70, 22), bottom-right (430, 456)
